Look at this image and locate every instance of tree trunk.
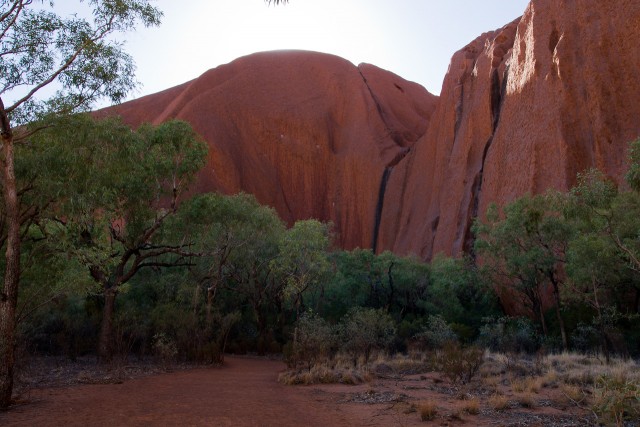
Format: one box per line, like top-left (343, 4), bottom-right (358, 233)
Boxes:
top-left (0, 107), bottom-right (20, 410)
top-left (0, 298), bottom-right (17, 410)
top-left (205, 282), bottom-right (217, 333)
top-left (549, 274), bottom-right (568, 351)
top-left (98, 287), bottom-right (118, 362)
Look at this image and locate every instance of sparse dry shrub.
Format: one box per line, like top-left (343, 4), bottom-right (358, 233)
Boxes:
top-left (542, 370), bottom-right (559, 388)
top-left (479, 353), bottom-right (505, 378)
top-left (592, 375), bottom-right (640, 426)
top-left (526, 376), bottom-right (543, 393)
top-left (560, 384), bottom-right (585, 405)
top-left (277, 362), bottom-right (367, 386)
top-left (488, 394), bottom-right (510, 411)
top-left (511, 378), bottom-right (526, 392)
top-left (482, 374), bottom-right (501, 390)
top-left (513, 376), bottom-right (543, 393)
top-left (436, 342), bottom-right (484, 384)
top-left (462, 398), bottom-right (480, 415)
top-left (516, 392), bottom-right (536, 408)
top-left (418, 401), bottom-right (438, 421)
top-left (340, 369), bottom-right (364, 385)
top-left (373, 353), bottom-right (431, 376)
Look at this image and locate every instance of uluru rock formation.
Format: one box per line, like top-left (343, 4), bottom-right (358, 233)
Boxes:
top-left (381, 0), bottom-right (640, 259)
top-left (101, 0), bottom-right (640, 260)
top-left (100, 50), bottom-right (438, 250)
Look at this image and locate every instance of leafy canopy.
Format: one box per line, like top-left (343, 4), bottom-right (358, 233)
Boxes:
top-left (0, 0), bottom-right (162, 125)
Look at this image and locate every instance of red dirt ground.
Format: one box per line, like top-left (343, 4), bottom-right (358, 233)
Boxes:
top-left (0, 356), bottom-right (592, 426)
top-left (0, 357), bottom-right (359, 427)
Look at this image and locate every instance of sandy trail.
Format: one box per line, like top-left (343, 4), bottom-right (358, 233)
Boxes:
top-left (0, 357), bottom-right (360, 427)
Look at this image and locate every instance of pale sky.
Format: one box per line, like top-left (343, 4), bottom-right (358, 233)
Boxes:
top-left (116, 1), bottom-right (531, 101)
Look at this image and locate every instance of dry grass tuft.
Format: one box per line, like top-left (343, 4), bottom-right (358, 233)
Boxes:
top-left (418, 401), bottom-right (438, 421)
top-left (541, 369), bottom-right (559, 388)
top-left (516, 392), bottom-right (536, 408)
top-left (560, 384), bottom-right (585, 405)
top-left (526, 376), bottom-right (543, 393)
top-left (462, 397), bottom-right (480, 415)
top-left (511, 378), bottom-right (526, 392)
top-left (488, 394), bottom-right (510, 411)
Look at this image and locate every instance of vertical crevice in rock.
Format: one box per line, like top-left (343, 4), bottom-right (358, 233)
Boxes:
top-left (454, 84), bottom-right (465, 141)
top-left (372, 166), bottom-right (393, 253)
top-left (357, 67), bottom-right (406, 146)
top-left (463, 66), bottom-right (508, 257)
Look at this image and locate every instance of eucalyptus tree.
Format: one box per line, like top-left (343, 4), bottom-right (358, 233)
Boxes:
top-left (564, 166), bottom-right (640, 357)
top-left (474, 192), bottom-right (574, 350)
top-left (271, 219), bottom-right (332, 320)
top-left (0, 0), bottom-right (161, 408)
top-left (167, 192), bottom-right (286, 342)
top-left (46, 116), bottom-right (207, 362)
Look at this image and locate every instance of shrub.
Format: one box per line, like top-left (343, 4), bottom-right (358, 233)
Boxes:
top-left (435, 342), bottom-right (484, 384)
top-left (340, 307), bottom-right (396, 364)
top-left (477, 316), bottom-right (540, 354)
top-left (488, 394), bottom-right (510, 411)
top-left (516, 392), bottom-right (536, 408)
top-left (462, 398), bottom-right (480, 415)
top-left (571, 323), bottom-right (600, 354)
top-left (418, 401), bottom-right (438, 421)
top-left (286, 311), bottom-right (335, 370)
top-left (152, 332), bottom-right (177, 368)
top-left (560, 384), bottom-right (585, 405)
top-left (414, 315), bottom-right (458, 349)
top-left (592, 375), bottom-right (640, 426)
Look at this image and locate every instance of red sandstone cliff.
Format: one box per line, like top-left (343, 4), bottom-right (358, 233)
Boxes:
top-left (101, 0), bottom-right (640, 259)
top-left (99, 50), bottom-right (438, 250)
top-left (381, 0), bottom-right (640, 259)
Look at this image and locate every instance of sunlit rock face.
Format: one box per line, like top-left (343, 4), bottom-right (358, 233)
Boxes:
top-left (381, 0), bottom-right (640, 259)
top-left (99, 50), bottom-right (438, 250)
top-left (100, 0), bottom-right (640, 259)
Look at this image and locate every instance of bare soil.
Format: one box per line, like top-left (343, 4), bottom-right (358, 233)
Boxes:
top-left (0, 356), bottom-right (594, 426)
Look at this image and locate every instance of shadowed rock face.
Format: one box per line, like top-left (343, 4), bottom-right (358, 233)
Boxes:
top-left (100, 0), bottom-right (640, 259)
top-left (99, 50), bottom-right (438, 250)
top-left (381, 0), bottom-right (640, 259)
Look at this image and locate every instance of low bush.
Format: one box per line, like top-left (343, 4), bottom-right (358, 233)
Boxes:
top-left (592, 375), bottom-right (640, 426)
top-left (414, 315), bottom-right (458, 349)
top-left (477, 317), bottom-right (540, 354)
top-left (286, 311), bottom-right (336, 370)
top-left (434, 342), bottom-right (484, 384)
top-left (152, 333), bottom-right (177, 368)
top-left (418, 401), bottom-right (438, 421)
top-left (462, 398), bottom-right (480, 415)
top-left (488, 394), bottom-right (510, 411)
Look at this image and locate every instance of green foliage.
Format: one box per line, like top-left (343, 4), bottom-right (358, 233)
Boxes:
top-left (272, 220), bottom-right (332, 316)
top-left (592, 375), bottom-right (640, 426)
top-left (626, 138), bottom-right (640, 192)
top-left (474, 192), bottom-right (573, 336)
top-left (340, 307), bottom-right (396, 363)
top-left (564, 168), bottom-right (640, 357)
top-left (477, 317), bottom-right (540, 353)
top-left (286, 311), bottom-right (335, 370)
top-left (1, 0), bottom-right (162, 125)
top-left (414, 315), bottom-right (458, 349)
top-left (429, 255), bottom-right (498, 338)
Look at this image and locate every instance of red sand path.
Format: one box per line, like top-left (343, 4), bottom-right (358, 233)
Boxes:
top-left (0, 357), bottom-right (361, 427)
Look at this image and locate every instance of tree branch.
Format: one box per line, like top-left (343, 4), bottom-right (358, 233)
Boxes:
top-left (5, 15), bottom-right (116, 114)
